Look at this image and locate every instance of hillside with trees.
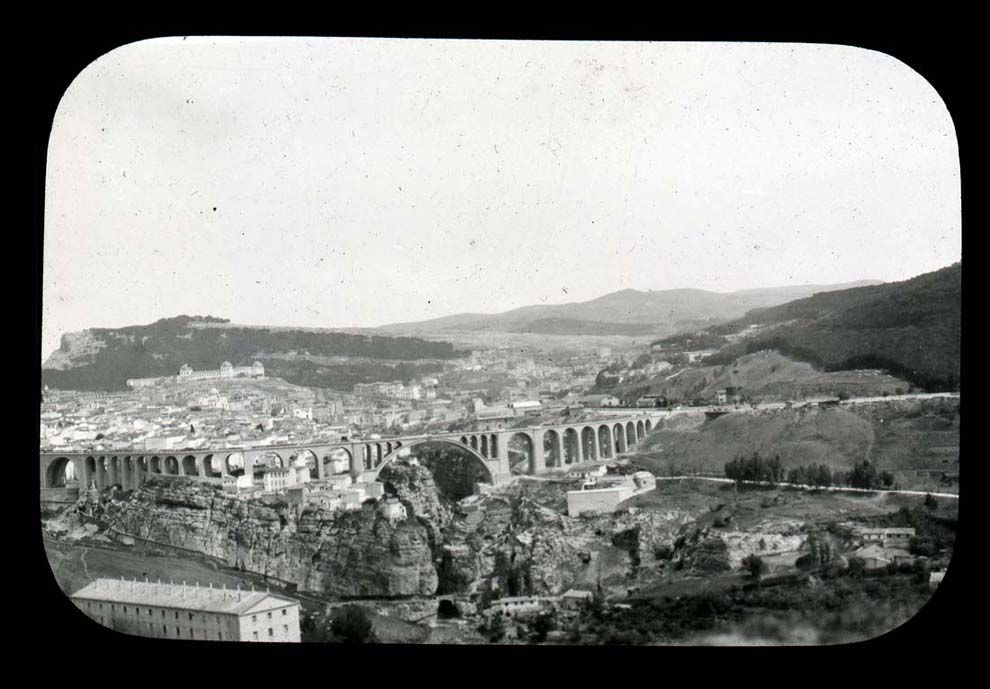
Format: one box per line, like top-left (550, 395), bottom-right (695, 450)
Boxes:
top-left (632, 396), bottom-right (959, 493)
top-left (706, 263), bottom-right (961, 391)
top-left (42, 316), bottom-right (463, 391)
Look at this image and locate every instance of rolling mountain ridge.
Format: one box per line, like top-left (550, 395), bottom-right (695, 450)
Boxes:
top-left (375, 281), bottom-right (881, 337)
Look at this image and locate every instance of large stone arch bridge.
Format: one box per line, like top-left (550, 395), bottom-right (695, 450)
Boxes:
top-left (40, 411), bottom-right (667, 493)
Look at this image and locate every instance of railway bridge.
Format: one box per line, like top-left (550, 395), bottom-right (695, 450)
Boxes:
top-left (40, 411), bottom-right (666, 493)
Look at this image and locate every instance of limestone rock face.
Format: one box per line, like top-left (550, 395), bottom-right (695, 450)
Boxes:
top-left (42, 330), bottom-right (107, 370)
top-left (379, 461), bottom-right (452, 555)
top-left (439, 492), bottom-right (620, 597)
top-left (609, 508), bottom-right (694, 562)
top-left (101, 469), bottom-right (730, 602)
top-left (719, 530), bottom-right (806, 568)
top-left (105, 477), bottom-right (437, 597)
top-left (685, 536), bottom-right (732, 575)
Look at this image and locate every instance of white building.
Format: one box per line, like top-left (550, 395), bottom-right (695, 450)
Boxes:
top-left (566, 485), bottom-right (634, 517)
top-left (262, 458), bottom-right (311, 493)
top-left (567, 465), bottom-right (608, 480)
top-left (395, 385), bottom-right (422, 401)
top-left (559, 589), bottom-right (594, 611)
top-left (379, 497), bottom-right (407, 523)
top-left (631, 471), bottom-right (657, 492)
top-left (70, 578), bottom-right (301, 642)
top-left (128, 361), bottom-right (265, 389)
top-left (509, 400), bottom-right (542, 414)
top-left (488, 596), bottom-right (549, 619)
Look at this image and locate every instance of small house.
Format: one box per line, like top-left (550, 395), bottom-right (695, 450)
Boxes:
top-left (559, 589), bottom-right (594, 611)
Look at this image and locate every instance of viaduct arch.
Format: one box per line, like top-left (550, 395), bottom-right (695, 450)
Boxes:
top-left (40, 411), bottom-right (667, 492)
top-left (371, 437), bottom-right (496, 485)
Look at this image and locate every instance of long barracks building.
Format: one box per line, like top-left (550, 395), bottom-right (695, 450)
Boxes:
top-left (127, 361), bottom-right (265, 389)
top-left (70, 577), bottom-right (301, 642)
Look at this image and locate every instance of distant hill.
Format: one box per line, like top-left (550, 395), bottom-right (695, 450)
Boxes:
top-left (704, 263), bottom-right (961, 391)
top-left (598, 350), bottom-right (914, 406)
top-left (41, 316), bottom-right (463, 392)
top-left (376, 281), bottom-right (881, 338)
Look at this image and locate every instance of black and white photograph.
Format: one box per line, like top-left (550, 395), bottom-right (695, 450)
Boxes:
top-left (38, 36), bottom-right (962, 647)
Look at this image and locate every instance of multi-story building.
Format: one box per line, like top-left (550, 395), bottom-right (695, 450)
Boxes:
top-left (70, 578), bottom-right (301, 642)
top-left (127, 362), bottom-right (265, 389)
top-left (262, 458), bottom-right (311, 492)
top-left (395, 385), bottom-right (422, 401)
top-left (487, 596), bottom-right (552, 619)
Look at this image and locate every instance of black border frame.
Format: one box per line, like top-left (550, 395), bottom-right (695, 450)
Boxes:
top-left (21, 21), bottom-right (974, 676)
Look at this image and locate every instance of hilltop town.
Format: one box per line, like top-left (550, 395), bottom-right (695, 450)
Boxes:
top-left (39, 37), bottom-right (962, 650)
top-left (42, 326), bottom-right (958, 645)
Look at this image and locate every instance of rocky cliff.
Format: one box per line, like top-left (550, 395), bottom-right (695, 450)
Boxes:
top-left (100, 463), bottom-right (811, 602)
top-left (435, 480), bottom-right (699, 597)
top-left (105, 475), bottom-right (438, 597)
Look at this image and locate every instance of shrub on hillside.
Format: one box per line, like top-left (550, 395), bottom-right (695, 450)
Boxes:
top-left (480, 612), bottom-right (507, 643)
top-left (653, 544), bottom-right (674, 560)
top-left (742, 554), bottom-right (768, 581)
top-left (330, 605), bottom-right (375, 643)
top-left (530, 612), bottom-right (556, 642)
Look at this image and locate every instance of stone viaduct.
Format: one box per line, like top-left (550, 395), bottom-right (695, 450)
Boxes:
top-left (40, 411), bottom-right (667, 493)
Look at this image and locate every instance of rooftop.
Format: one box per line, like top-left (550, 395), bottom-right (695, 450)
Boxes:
top-left (70, 578), bottom-right (299, 616)
top-left (561, 589), bottom-right (594, 598)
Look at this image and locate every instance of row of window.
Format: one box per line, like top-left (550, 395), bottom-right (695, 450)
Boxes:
top-left (251, 626), bottom-right (290, 640)
top-left (251, 609), bottom-right (289, 624)
top-left (85, 601), bottom-right (227, 626)
top-left (94, 617), bottom-right (225, 640)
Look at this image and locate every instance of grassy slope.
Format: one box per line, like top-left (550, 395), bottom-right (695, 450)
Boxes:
top-left (630, 397), bottom-right (959, 491)
top-left (44, 538), bottom-right (269, 598)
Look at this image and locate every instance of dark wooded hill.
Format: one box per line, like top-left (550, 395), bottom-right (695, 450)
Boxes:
top-left (703, 263), bottom-right (961, 391)
top-left (42, 316), bottom-right (463, 392)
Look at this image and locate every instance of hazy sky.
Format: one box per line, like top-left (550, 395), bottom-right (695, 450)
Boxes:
top-left (43, 38), bottom-right (960, 359)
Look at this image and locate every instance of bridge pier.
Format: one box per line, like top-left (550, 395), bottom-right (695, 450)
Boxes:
top-left (495, 431), bottom-right (512, 475)
top-left (243, 451), bottom-right (257, 483)
top-left (348, 445), bottom-right (362, 481)
top-left (315, 449), bottom-right (326, 480)
top-left (531, 430), bottom-right (547, 474)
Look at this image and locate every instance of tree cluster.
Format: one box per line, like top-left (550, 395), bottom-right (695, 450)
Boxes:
top-left (786, 463), bottom-right (835, 488)
top-left (329, 605), bottom-right (375, 643)
top-left (844, 460), bottom-right (895, 490)
top-left (724, 453), bottom-right (784, 485)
